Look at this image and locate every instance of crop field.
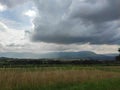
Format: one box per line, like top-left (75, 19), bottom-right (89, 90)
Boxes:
top-left (0, 66), bottom-right (120, 90)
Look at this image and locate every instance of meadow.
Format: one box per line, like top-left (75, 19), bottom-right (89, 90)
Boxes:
top-left (0, 66), bottom-right (120, 90)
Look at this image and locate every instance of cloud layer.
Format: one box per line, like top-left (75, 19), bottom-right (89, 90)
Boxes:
top-left (0, 0), bottom-right (119, 55)
top-left (32, 0), bottom-right (120, 45)
top-left (0, 0), bottom-right (29, 8)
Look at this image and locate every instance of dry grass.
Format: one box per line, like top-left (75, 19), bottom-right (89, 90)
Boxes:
top-left (0, 68), bottom-right (120, 89)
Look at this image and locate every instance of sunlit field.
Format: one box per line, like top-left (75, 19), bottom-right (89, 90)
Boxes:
top-left (0, 66), bottom-right (120, 90)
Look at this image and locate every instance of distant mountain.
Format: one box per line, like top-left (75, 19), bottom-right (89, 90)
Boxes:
top-left (0, 51), bottom-right (116, 60)
top-left (47, 51), bottom-right (96, 59)
top-left (41, 51), bottom-right (116, 60)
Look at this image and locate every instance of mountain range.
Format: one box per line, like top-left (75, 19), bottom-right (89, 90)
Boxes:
top-left (0, 51), bottom-right (117, 60)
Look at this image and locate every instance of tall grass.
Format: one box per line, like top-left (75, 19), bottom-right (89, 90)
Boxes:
top-left (0, 67), bottom-right (120, 90)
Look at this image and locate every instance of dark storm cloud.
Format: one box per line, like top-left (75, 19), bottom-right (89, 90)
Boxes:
top-left (32, 22), bottom-right (120, 44)
top-left (32, 0), bottom-right (120, 44)
top-left (71, 0), bottom-right (120, 23)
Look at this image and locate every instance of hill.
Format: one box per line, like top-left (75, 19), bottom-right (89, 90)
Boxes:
top-left (0, 51), bottom-right (116, 60)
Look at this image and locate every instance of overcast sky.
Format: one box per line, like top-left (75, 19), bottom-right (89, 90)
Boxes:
top-left (0, 0), bottom-right (119, 54)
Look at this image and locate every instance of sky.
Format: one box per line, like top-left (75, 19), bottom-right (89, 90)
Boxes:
top-left (0, 0), bottom-right (120, 55)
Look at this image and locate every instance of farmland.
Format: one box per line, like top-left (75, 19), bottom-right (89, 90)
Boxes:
top-left (0, 66), bottom-right (120, 90)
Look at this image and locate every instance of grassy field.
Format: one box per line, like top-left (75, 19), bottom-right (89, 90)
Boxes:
top-left (0, 66), bottom-right (120, 90)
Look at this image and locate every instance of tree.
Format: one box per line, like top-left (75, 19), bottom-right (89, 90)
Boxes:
top-left (116, 48), bottom-right (120, 61)
top-left (118, 48), bottom-right (120, 56)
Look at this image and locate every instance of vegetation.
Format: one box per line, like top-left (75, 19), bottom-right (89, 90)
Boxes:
top-left (116, 48), bottom-right (120, 61)
top-left (0, 56), bottom-right (120, 90)
top-left (0, 57), bottom-right (120, 68)
top-left (0, 66), bottom-right (120, 90)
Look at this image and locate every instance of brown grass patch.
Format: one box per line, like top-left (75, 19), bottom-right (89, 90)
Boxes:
top-left (0, 68), bottom-right (120, 89)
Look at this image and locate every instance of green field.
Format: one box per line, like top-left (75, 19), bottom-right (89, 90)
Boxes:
top-left (0, 66), bottom-right (120, 90)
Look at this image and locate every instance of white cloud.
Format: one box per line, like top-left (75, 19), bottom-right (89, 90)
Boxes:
top-left (0, 22), bottom-right (26, 47)
top-left (0, 22), bottom-right (8, 31)
top-left (24, 9), bottom-right (36, 18)
top-left (0, 3), bottom-right (7, 11)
